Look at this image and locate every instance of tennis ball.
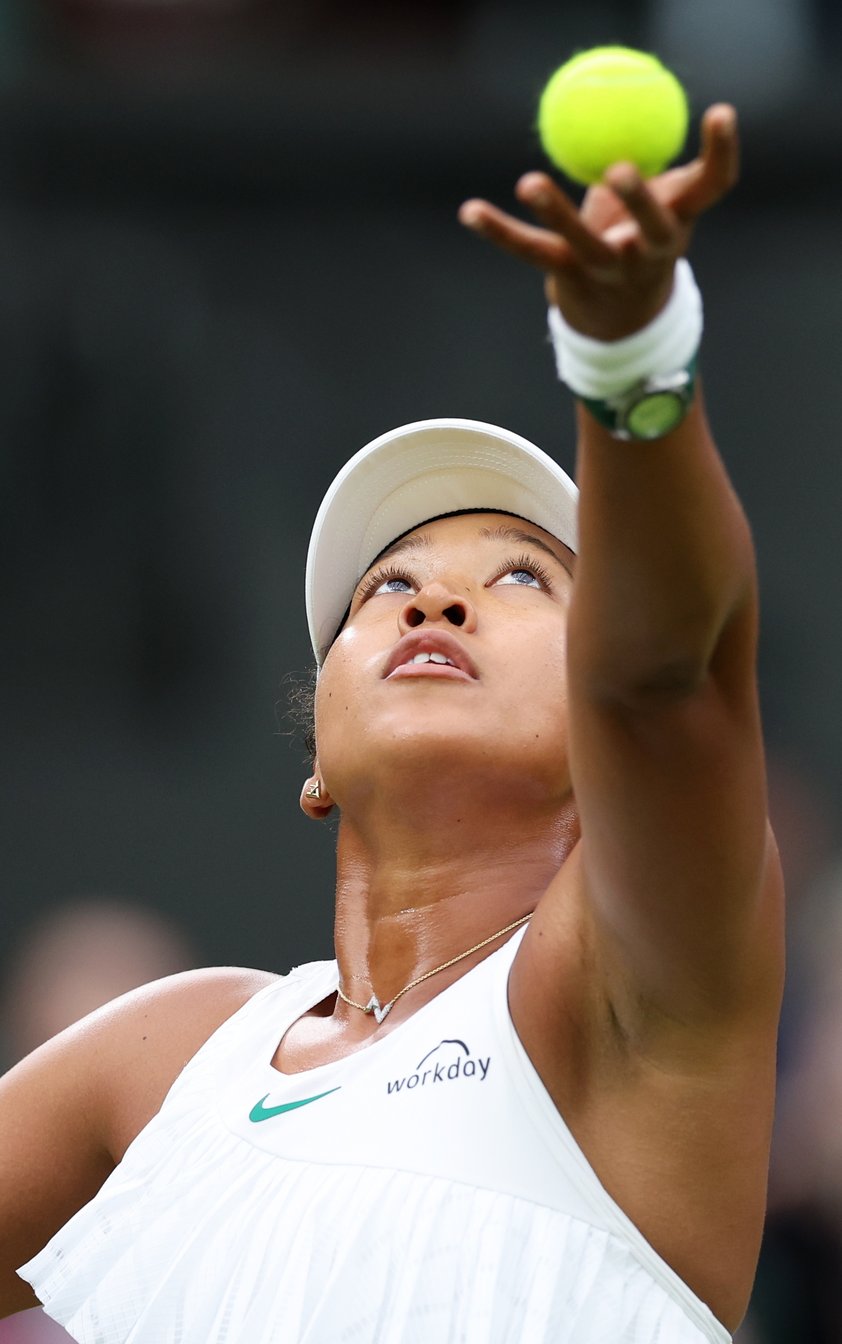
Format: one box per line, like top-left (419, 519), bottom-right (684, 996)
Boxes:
top-left (537, 46), bottom-right (689, 186)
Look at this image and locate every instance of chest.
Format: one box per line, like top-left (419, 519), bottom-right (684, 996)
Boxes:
top-left (224, 998), bottom-right (530, 1199)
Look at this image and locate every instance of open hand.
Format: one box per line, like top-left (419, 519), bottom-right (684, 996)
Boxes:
top-left (459, 104), bottom-right (739, 341)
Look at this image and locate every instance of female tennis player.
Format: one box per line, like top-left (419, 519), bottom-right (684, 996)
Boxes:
top-left (0, 103), bottom-right (783, 1343)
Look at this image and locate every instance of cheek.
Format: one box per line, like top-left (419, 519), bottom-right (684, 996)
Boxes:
top-left (506, 606), bottom-right (568, 669)
top-left (502, 630), bottom-right (569, 728)
top-left (315, 630), bottom-right (378, 739)
top-left (323, 621), bottom-right (383, 676)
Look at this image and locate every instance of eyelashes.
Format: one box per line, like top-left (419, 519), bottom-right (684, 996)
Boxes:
top-left (356, 564), bottom-right (414, 601)
top-left (356, 553), bottom-right (554, 603)
top-left (496, 552), bottom-right (554, 590)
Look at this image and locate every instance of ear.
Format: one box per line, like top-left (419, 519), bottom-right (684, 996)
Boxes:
top-left (300, 762), bottom-right (336, 820)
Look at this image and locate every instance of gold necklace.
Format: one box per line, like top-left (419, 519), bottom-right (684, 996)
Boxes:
top-left (336, 912), bottom-right (532, 1024)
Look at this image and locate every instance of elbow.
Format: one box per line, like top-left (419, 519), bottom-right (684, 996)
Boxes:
top-left (588, 648), bottom-right (713, 711)
top-left (572, 591), bottom-right (756, 712)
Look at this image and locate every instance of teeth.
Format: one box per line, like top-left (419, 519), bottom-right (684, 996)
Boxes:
top-left (408, 651), bottom-right (455, 666)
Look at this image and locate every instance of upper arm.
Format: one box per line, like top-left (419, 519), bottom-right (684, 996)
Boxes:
top-left (0, 1020), bottom-right (115, 1317)
top-left (566, 583), bottom-right (783, 1025)
top-left (0, 965), bottom-right (276, 1320)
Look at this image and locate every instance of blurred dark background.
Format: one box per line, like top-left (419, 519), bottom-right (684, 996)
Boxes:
top-left (1, 1), bottom-right (841, 1339)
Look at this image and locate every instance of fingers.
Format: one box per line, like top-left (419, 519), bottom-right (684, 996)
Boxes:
top-left (514, 174), bottom-right (617, 268)
top-left (699, 102), bottom-right (740, 197)
top-left (460, 173), bottom-right (628, 274)
top-left (458, 198), bottom-right (574, 273)
top-left (653, 104), bottom-right (740, 221)
top-left (460, 103), bottom-right (739, 274)
top-left (601, 165), bottom-right (678, 251)
top-left (461, 178), bottom-right (677, 279)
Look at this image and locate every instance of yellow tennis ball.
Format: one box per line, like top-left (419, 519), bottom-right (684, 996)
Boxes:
top-left (537, 46), bottom-right (689, 186)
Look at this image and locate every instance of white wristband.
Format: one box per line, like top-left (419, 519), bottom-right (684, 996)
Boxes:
top-left (547, 259), bottom-right (704, 400)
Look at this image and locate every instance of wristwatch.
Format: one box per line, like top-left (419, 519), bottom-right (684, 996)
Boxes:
top-left (581, 358), bottom-right (698, 442)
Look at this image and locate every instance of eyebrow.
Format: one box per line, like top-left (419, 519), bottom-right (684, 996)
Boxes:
top-left (339, 521), bottom-right (574, 643)
top-left (368, 523), bottom-right (572, 575)
top-left (478, 524), bottom-right (573, 572)
top-left (372, 530), bottom-right (434, 565)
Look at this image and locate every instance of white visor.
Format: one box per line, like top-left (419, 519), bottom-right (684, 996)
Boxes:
top-left (305, 417), bottom-right (579, 665)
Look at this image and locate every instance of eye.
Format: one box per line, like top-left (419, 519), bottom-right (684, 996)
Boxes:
top-left (356, 564), bottom-right (416, 601)
top-left (497, 569), bottom-right (541, 588)
top-left (492, 554), bottom-right (553, 591)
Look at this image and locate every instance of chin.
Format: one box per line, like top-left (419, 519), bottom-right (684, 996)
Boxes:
top-left (365, 710), bottom-right (565, 777)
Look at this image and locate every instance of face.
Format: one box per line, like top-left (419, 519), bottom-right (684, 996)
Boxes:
top-left (314, 512), bottom-right (575, 811)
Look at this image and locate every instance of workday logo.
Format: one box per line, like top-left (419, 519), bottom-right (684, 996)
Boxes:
top-left (386, 1038), bottom-right (490, 1095)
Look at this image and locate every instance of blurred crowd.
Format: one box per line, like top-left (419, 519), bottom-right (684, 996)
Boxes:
top-left (0, 0), bottom-right (838, 99)
top-left (735, 757), bottom-right (842, 1341)
top-left (0, 898), bottom-right (198, 1342)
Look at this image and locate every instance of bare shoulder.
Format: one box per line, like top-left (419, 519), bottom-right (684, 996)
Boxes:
top-left (96, 965), bottom-right (280, 1159)
top-left (91, 963), bottom-right (280, 1068)
top-left (0, 965), bottom-right (277, 1319)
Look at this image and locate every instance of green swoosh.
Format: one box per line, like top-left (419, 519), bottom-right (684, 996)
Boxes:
top-left (248, 1086), bottom-right (341, 1122)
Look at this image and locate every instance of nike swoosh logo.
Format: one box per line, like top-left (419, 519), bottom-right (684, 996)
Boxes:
top-left (248, 1086), bottom-right (341, 1122)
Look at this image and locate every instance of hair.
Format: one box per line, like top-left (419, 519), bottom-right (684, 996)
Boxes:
top-left (282, 665), bottom-right (318, 761)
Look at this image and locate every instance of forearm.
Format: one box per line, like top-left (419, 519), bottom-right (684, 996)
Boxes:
top-left (569, 391), bottom-right (757, 702)
top-left (458, 103), bottom-right (748, 699)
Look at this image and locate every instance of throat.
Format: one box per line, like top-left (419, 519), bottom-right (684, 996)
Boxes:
top-left (271, 997), bottom-right (386, 1076)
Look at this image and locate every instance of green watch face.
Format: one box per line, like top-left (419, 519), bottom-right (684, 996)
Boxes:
top-left (625, 390), bottom-right (687, 440)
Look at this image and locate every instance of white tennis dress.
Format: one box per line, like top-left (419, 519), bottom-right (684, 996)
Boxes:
top-left (18, 929), bottom-right (731, 1343)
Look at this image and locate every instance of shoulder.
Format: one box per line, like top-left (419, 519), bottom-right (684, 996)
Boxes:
top-left (0, 966), bottom-right (281, 1315)
top-left (91, 965), bottom-right (281, 1159)
top-left (94, 963), bottom-right (281, 1042)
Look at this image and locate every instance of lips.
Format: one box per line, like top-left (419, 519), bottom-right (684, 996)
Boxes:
top-left (383, 630), bottom-right (479, 681)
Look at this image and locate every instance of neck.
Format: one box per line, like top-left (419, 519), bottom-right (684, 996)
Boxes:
top-left (331, 788), bottom-right (579, 1019)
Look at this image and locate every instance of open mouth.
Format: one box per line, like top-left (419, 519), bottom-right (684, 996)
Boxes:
top-left (387, 657), bottom-right (474, 681)
top-left (384, 634), bottom-right (479, 681)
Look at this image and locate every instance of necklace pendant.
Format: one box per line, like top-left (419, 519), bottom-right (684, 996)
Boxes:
top-left (364, 995), bottom-right (391, 1024)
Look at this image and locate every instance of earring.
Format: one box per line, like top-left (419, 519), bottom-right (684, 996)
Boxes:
top-left (306, 780), bottom-right (322, 800)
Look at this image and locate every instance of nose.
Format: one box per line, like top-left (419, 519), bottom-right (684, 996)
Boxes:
top-left (398, 580), bottom-right (478, 634)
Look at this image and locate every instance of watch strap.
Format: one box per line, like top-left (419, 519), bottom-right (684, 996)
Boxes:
top-left (581, 355), bottom-right (698, 441)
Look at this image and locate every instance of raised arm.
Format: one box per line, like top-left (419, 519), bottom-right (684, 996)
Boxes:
top-left (459, 106), bottom-right (784, 1031)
